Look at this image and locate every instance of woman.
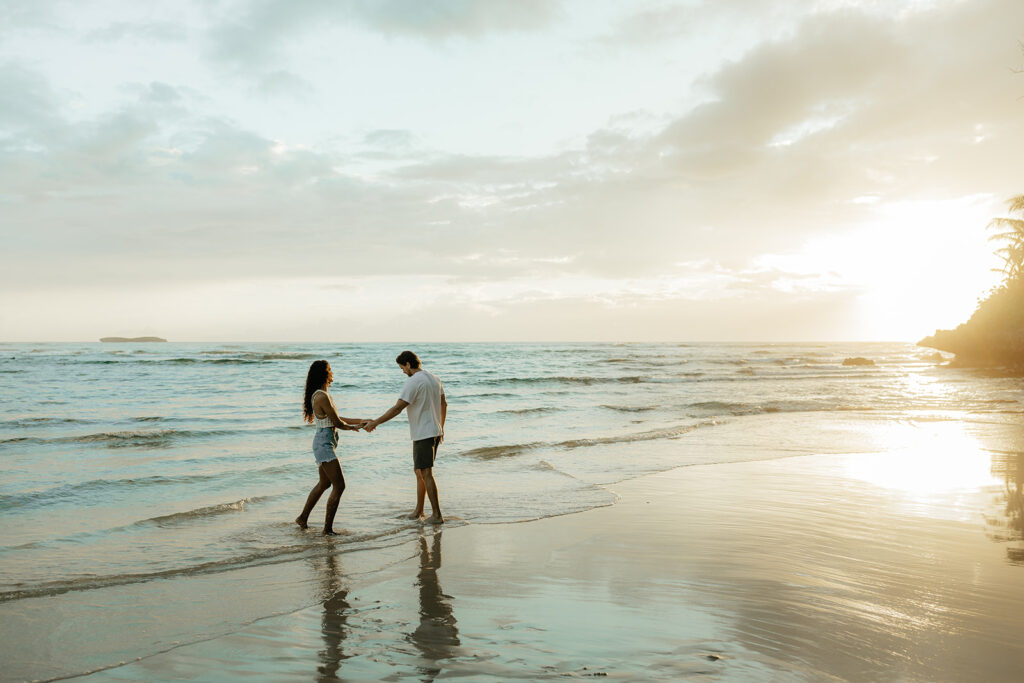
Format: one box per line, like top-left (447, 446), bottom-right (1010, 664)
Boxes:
top-left (297, 360), bottom-right (365, 535)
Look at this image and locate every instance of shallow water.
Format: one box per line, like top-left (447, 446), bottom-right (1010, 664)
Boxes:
top-left (1, 342), bottom-right (1023, 680)
top-left (1, 342), bottom-right (1021, 603)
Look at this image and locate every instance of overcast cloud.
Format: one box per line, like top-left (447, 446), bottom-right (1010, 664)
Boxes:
top-left (1, 0), bottom-right (1022, 341)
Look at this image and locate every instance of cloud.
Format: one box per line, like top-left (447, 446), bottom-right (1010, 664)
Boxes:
top-left (203, 0), bottom-right (561, 73)
top-left (375, 0), bottom-right (1024, 280)
top-left (84, 21), bottom-right (187, 44)
top-left (341, 284), bottom-right (868, 342)
top-left (362, 129), bottom-right (417, 149)
top-left (0, 1), bottom-right (62, 38)
top-left (0, 63), bottom-right (63, 135)
top-left (344, 0), bottom-right (559, 39)
top-left (595, 0), bottom-right (963, 49)
top-left (250, 69), bottom-right (315, 99)
top-left (3, 0), bottom-right (1024, 341)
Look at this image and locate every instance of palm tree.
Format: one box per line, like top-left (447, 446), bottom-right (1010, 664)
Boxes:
top-left (988, 195), bottom-right (1024, 284)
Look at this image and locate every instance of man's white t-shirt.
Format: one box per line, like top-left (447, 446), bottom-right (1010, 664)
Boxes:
top-left (399, 370), bottom-right (445, 441)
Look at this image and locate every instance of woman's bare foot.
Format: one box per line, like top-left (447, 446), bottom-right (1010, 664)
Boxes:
top-left (407, 510), bottom-right (424, 520)
top-left (424, 514), bottom-right (444, 525)
top-left (323, 528), bottom-right (339, 536)
top-left (295, 517), bottom-right (308, 529)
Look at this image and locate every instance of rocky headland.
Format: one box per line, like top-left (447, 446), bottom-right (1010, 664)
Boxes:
top-left (918, 196), bottom-right (1024, 370)
top-left (918, 282), bottom-right (1024, 368)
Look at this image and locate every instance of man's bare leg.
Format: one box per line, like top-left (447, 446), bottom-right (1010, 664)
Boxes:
top-left (420, 467), bottom-right (443, 524)
top-left (296, 465), bottom-right (331, 529)
top-left (321, 460), bottom-right (346, 535)
top-left (408, 469), bottom-right (426, 519)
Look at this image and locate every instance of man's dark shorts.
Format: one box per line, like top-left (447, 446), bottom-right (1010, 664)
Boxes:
top-left (412, 436), bottom-right (442, 470)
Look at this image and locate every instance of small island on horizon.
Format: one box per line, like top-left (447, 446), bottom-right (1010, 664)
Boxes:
top-left (918, 194), bottom-right (1024, 369)
top-left (100, 336), bottom-right (168, 343)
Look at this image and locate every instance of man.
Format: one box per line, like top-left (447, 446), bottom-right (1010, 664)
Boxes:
top-left (364, 350), bottom-right (447, 524)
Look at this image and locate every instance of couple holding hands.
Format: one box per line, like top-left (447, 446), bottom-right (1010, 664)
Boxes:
top-left (298, 350), bottom-right (447, 535)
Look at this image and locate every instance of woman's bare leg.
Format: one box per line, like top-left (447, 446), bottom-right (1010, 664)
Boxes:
top-left (321, 459), bottom-right (346, 535)
top-left (296, 464), bottom-right (331, 529)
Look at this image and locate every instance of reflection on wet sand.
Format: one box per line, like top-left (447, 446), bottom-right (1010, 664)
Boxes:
top-left (410, 530), bottom-right (460, 680)
top-left (315, 552), bottom-right (351, 682)
top-left (988, 450), bottom-right (1024, 563)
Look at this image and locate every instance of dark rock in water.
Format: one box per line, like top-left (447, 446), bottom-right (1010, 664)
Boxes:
top-left (842, 357), bottom-right (875, 366)
top-left (100, 336), bottom-right (168, 343)
top-left (924, 351), bottom-right (946, 362)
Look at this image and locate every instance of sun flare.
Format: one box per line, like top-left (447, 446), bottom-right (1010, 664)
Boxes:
top-left (845, 420), bottom-right (1000, 496)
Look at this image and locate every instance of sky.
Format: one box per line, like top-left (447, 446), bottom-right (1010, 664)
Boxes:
top-left (2, 0), bottom-right (1023, 342)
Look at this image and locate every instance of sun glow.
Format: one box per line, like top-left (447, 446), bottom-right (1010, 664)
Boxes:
top-left (759, 195), bottom-right (1003, 340)
top-left (844, 420), bottom-right (1000, 496)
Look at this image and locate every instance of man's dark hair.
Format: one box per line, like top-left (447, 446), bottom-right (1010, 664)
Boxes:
top-left (395, 350), bottom-right (420, 369)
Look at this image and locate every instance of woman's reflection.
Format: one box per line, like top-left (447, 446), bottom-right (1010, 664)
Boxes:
top-left (409, 530), bottom-right (460, 679)
top-left (316, 551), bottom-right (351, 681)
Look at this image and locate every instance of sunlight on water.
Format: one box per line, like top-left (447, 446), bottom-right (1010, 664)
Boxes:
top-left (844, 421), bottom-right (1001, 496)
top-left (1, 342), bottom-right (1022, 681)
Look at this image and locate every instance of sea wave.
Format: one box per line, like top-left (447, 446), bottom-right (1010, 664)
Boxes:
top-left (132, 496), bottom-right (276, 528)
top-left (0, 417), bottom-right (92, 428)
top-left (199, 351), bottom-right (320, 361)
top-left (0, 496), bottom-right (284, 555)
top-left (0, 425), bottom-right (298, 449)
top-left (0, 428), bottom-right (241, 449)
top-left (685, 399), bottom-right (880, 416)
top-left (496, 407), bottom-right (560, 415)
top-left (76, 352), bottom-right (321, 365)
top-left (458, 392), bottom-right (520, 399)
top-left (600, 404), bottom-right (661, 412)
top-left (0, 544), bottom-right (315, 603)
top-left (479, 375), bottom-right (662, 387)
top-left (0, 522), bottom-right (434, 604)
top-left (480, 375), bottom-right (633, 386)
top-left (458, 421), bottom-right (716, 460)
top-left (0, 465), bottom-right (298, 510)
top-left (600, 357), bottom-right (685, 366)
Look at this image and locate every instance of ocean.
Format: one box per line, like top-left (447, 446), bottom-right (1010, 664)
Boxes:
top-left (1, 341), bottom-right (1022, 679)
top-left (2, 341), bottom-right (1020, 602)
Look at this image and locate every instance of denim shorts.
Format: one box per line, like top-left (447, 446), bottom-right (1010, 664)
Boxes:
top-left (313, 427), bottom-right (338, 464)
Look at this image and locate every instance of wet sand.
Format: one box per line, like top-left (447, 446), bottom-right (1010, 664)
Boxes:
top-left (62, 416), bottom-right (1024, 682)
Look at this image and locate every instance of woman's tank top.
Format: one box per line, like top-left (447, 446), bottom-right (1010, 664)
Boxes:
top-left (311, 390), bottom-right (336, 429)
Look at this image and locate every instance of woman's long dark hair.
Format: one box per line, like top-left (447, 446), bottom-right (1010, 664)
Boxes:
top-left (303, 360), bottom-right (329, 423)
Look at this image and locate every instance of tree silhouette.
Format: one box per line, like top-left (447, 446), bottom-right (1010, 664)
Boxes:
top-left (988, 195), bottom-right (1024, 284)
top-left (918, 194), bottom-right (1024, 368)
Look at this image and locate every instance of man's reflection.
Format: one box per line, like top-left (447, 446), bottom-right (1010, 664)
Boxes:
top-left (985, 449), bottom-right (1024, 563)
top-left (1000, 451), bottom-right (1024, 562)
top-left (409, 530), bottom-right (460, 679)
top-left (316, 552), bottom-right (351, 681)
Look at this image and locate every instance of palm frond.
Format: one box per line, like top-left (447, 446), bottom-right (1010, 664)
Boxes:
top-left (988, 217), bottom-right (1024, 233)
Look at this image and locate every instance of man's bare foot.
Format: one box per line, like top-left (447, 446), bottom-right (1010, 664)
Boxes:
top-left (323, 529), bottom-right (339, 536)
top-left (295, 517), bottom-right (308, 529)
top-left (424, 514), bottom-right (444, 525)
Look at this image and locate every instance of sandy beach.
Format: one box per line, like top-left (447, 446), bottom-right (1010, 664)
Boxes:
top-left (7, 412), bottom-right (1021, 682)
